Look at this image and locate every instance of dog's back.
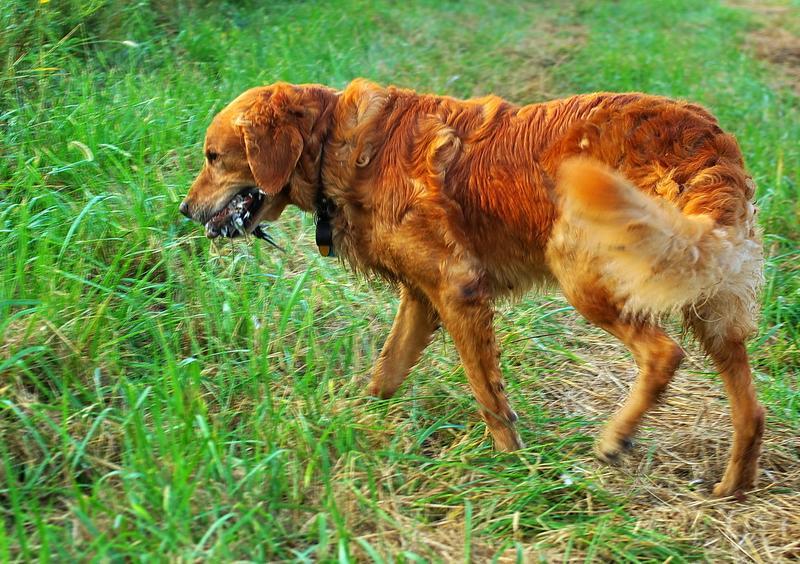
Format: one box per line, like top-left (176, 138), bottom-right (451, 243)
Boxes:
top-left (333, 83), bottom-right (760, 307)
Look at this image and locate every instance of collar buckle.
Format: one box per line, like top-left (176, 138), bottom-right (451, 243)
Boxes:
top-left (315, 215), bottom-right (334, 257)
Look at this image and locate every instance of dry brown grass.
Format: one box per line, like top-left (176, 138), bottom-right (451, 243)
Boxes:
top-left (749, 26), bottom-right (800, 95)
top-left (729, 0), bottom-right (800, 94)
top-left (499, 21), bottom-right (587, 103)
top-left (280, 299), bottom-right (800, 562)
top-left (525, 304), bottom-right (800, 562)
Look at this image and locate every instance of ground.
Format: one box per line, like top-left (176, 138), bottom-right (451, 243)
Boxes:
top-left (1, 0), bottom-right (798, 561)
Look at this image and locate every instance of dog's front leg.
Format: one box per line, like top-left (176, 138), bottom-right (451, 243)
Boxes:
top-left (367, 285), bottom-right (439, 399)
top-left (377, 217), bottom-right (522, 451)
top-left (428, 270), bottom-right (523, 452)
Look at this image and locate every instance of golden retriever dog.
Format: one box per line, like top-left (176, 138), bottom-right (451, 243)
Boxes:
top-left (180, 79), bottom-right (764, 498)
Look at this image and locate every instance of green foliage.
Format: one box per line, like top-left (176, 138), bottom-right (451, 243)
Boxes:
top-left (0, 0), bottom-right (797, 560)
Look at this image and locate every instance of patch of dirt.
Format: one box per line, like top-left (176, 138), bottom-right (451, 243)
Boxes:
top-left (534, 311), bottom-right (800, 562)
top-left (729, 1), bottom-right (800, 94)
top-left (498, 21), bottom-right (587, 103)
top-left (749, 27), bottom-right (800, 93)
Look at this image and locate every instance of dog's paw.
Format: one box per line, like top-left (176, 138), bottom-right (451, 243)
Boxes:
top-left (595, 433), bottom-right (634, 464)
top-left (365, 382), bottom-right (396, 400)
top-left (711, 480), bottom-right (749, 501)
top-left (494, 430), bottom-right (524, 452)
top-left (364, 382), bottom-right (382, 398)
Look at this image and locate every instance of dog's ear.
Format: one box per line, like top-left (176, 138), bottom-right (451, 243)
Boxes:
top-left (236, 92), bottom-right (304, 195)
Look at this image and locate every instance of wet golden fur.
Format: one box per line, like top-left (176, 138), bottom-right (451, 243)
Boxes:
top-left (182, 79), bottom-right (765, 498)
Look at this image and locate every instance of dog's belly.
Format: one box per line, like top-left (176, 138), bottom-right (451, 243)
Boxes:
top-left (485, 258), bottom-right (556, 299)
top-left (470, 226), bottom-right (558, 299)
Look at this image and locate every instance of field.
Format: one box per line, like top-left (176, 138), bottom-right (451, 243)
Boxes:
top-left (1, 0), bottom-right (799, 561)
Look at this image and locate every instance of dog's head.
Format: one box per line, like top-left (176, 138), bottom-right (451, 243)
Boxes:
top-left (180, 83), bottom-right (336, 239)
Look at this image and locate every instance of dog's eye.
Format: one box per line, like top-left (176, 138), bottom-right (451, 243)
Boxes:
top-left (206, 150), bottom-right (219, 163)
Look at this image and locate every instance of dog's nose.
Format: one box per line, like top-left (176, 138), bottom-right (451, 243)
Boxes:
top-left (179, 201), bottom-right (191, 218)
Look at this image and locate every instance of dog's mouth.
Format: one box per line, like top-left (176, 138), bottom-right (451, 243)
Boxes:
top-left (205, 187), bottom-right (266, 239)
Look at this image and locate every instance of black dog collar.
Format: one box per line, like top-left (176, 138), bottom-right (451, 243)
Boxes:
top-left (315, 195), bottom-right (335, 257)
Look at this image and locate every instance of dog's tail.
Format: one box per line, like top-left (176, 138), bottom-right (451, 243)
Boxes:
top-left (556, 157), bottom-right (761, 317)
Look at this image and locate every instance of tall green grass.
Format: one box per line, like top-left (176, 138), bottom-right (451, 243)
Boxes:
top-left (1, 0), bottom-right (798, 560)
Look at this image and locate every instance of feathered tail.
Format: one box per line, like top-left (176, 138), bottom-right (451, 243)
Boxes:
top-left (556, 158), bottom-right (762, 318)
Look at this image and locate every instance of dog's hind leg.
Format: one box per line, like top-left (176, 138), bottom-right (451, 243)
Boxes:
top-left (367, 285), bottom-right (439, 399)
top-left (593, 317), bottom-right (684, 462)
top-left (706, 339), bottom-right (763, 498)
top-left (547, 241), bottom-right (684, 460)
top-left (573, 286), bottom-right (683, 461)
top-left (685, 298), bottom-right (764, 498)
